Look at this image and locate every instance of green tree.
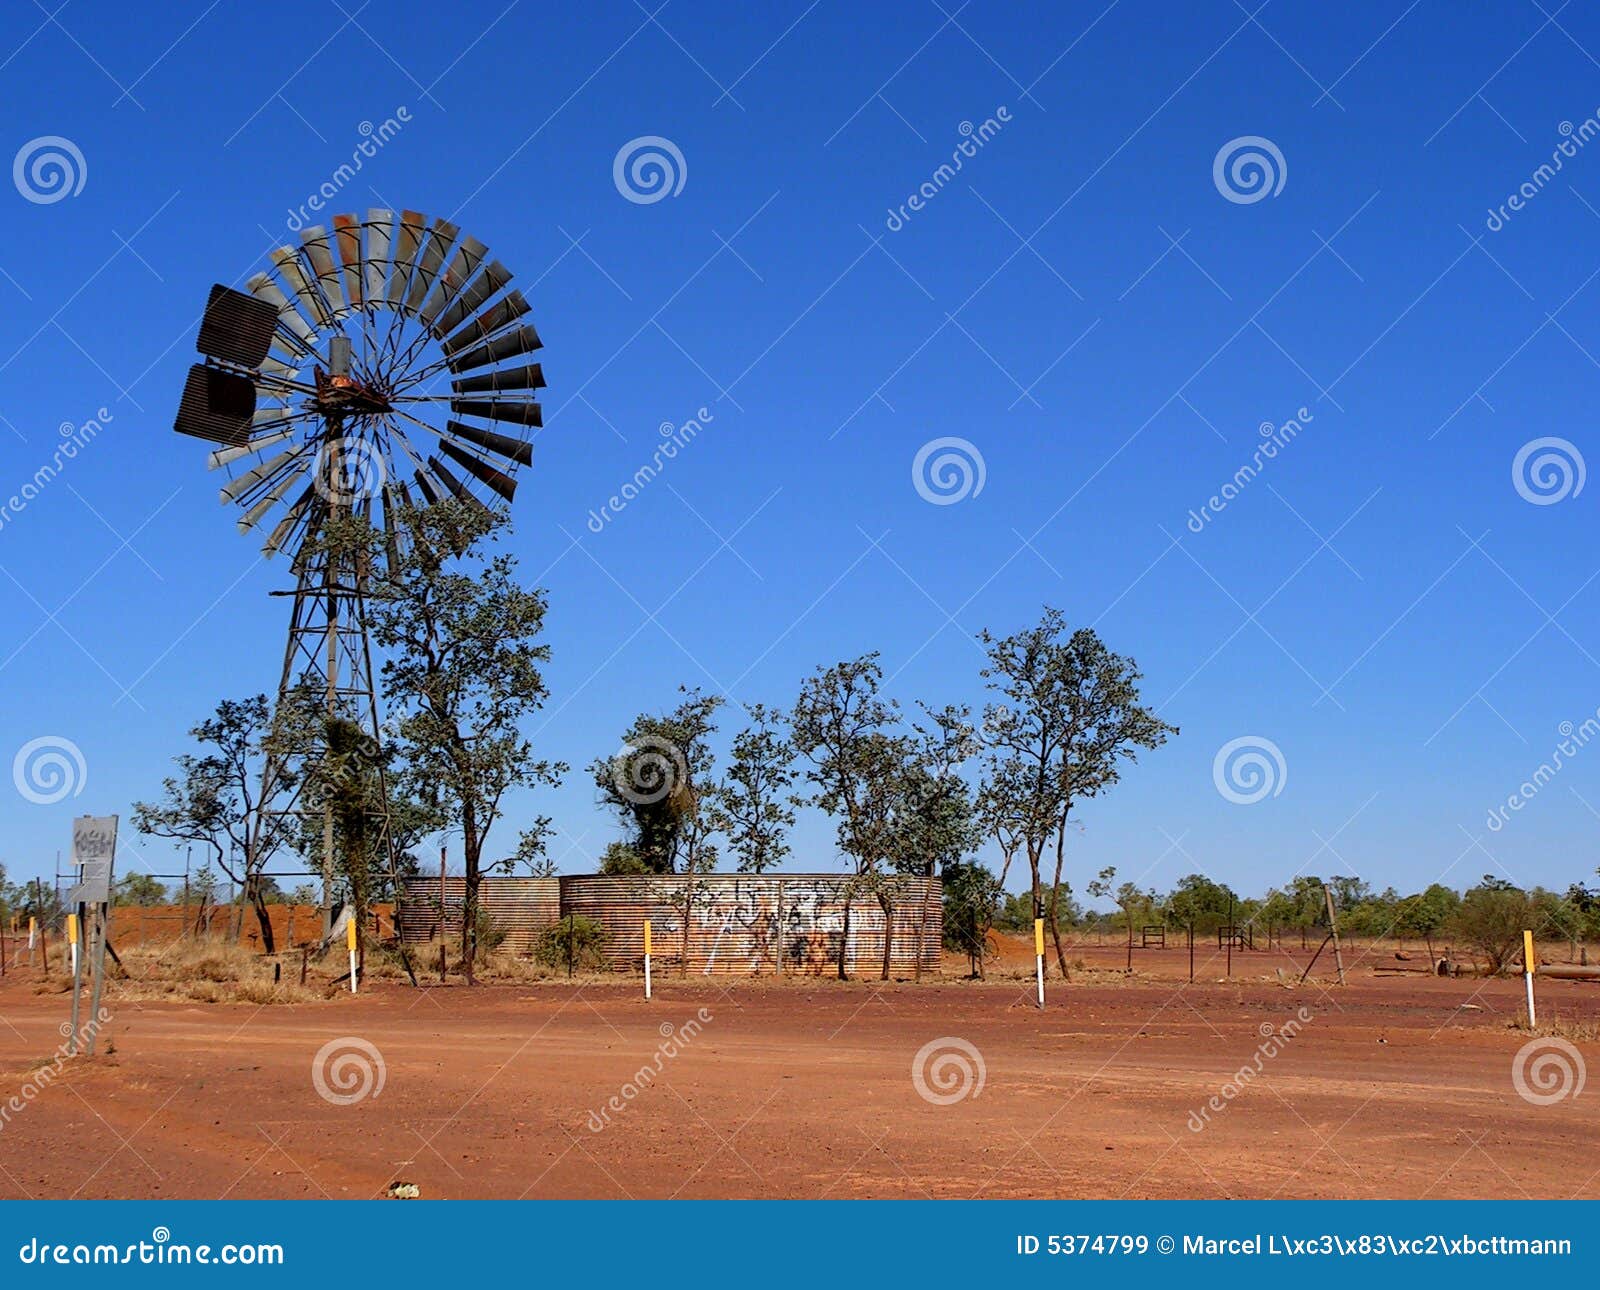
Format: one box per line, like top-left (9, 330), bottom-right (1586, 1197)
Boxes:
top-left (1161, 873), bottom-right (1239, 934)
top-left (979, 610), bottom-right (1176, 978)
top-left (132, 695), bottom-right (298, 951)
top-left (372, 502), bottom-right (566, 981)
top-left (708, 704), bottom-right (799, 874)
top-left (593, 687), bottom-right (723, 874)
top-left (1452, 877), bottom-right (1538, 973)
top-left (942, 860), bottom-right (1004, 977)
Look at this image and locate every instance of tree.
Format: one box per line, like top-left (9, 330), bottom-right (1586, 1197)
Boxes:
top-left (980, 610), bottom-right (1176, 978)
top-left (132, 695), bottom-right (297, 951)
top-left (792, 654), bottom-right (918, 980)
top-left (942, 860), bottom-right (1004, 977)
top-left (114, 873), bottom-right (169, 907)
top-left (372, 502), bottom-right (566, 981)
top-left (1452, 877), bottom-right (1538, 973)
top-left (1162, 873), bottom-right (1239, 934)
top-left (599, 842), bottom-right (648, 875)
top-left (709, 704), bottom-right (799, 874)
top-left (593, 687), bottom-right (723, 874)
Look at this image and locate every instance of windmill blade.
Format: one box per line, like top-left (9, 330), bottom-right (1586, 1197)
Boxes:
top-left (219, 445), bottom-right (302, 503)
top-left (380, 483), bottom-right (402, 574)
top-left (174, 364), bottom-right (256, 446)
top-left (270, 246), bottom-right (333, 328)
top-left (428, 454), bottom-right (491, 512)
top-left (406, 217), bottom-right (458, 312)
top-left (259, 355), bottom-right (299, 380)
top-left (431, 256), bottom-right (507, 337)
top-left (441, 289), bottom-right (530, 357)
top-left (418, 235), bottom-right (487, 327)
top-left (299, 226), bottom-right (346, 315)
top-left (245, 271), bottom-right (318, 350)
top-left (333, 213), bottom-right (364, 310)
top-left (208, 425), bottom-right (297, 469)
top-left (413, 467), bottom-right (442, 505)
top-left (388, 209), bottom-right (426, 307)
top-left (451, 362), bottom-right (544, 395)
top-left (364, 209), bottom-right (393, 302)
top-left (452, 398), bottom-right (542, 428)
top-left (448, 323), bottom-right (543, 373)
top-left (237, 460), bottom-right (311, 533)
top-left (195, 283), bottom-right (280, 369)
top-left (261, 487), bottom-right (313, 557)
top-left (440, 439), bottom-right (515, 502)
top-left (443, 418), bottom-right (532, 467)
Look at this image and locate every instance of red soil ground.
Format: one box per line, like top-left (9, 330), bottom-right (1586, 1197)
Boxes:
top-left (1, 936), bottom-right (1596, 1200)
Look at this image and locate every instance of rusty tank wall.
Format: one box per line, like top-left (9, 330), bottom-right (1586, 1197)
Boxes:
top-left (396, 875), bottom-right (559, 953)
top-left (399, 873), bottom-right (942, 977)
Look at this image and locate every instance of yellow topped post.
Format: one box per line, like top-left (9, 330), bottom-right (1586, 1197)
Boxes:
top-left (346, 914), bottom-right (359, 995)
top-left (1523, 929), bottom-right (1537, 1027)
top-left (1033, 916), bottom-right (1045, 1010)
top-left (643, 919), bottom-right (653, 1000)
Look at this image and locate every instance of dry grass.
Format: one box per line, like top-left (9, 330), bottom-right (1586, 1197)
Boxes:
top-left (101, 938), bottom-right (330, 1004)
top-left (1508, 1012), bottom-right (1600, 1042)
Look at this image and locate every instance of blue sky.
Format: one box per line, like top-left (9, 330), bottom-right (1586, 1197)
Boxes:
top-left (3, 0), bottom-right (1600, 905)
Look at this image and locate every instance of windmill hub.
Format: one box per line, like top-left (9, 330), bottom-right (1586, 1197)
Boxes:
top-left (311, 367), bottom-right (393, 417)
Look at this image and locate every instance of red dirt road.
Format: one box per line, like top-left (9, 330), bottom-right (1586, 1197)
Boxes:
top-left (1, 967), bottom-right (1595, 1200)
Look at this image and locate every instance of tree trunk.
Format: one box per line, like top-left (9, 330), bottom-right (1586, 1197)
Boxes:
top-left (1048, 822), bottom-right (1071, 981)
top-left (879, 891), bottom-right (894, 981)
top-left (462, 818), bottom-right (480, 986)
top-left (249, 876), bottom-right (277, 953)
top-left (837, 897), bottom-right (851, 981)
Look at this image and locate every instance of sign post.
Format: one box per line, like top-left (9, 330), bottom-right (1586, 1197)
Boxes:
top-left (643, 919), bottom-right (653, 1000)
top-left (1523, 929), bottom-right (1538, 1027)
top-left (66, 814), bottom-right (117, 1055)
top-left (1033, 903), bottom-right (1046, 1010)
top-left (347, 914), bottom-right (359, 995)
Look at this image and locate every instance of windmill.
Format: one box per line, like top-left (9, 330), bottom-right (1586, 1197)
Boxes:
top-left (170, 209), bottom-right (545, 936)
